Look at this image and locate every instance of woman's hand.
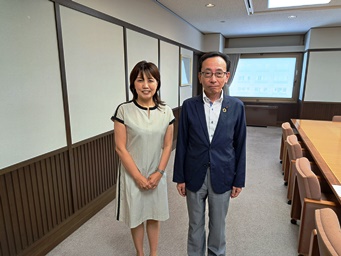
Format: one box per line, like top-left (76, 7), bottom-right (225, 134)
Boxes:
top-left (148, 172), bottom-right (162, 189)
top-left (134, 174), bottom-right (152, 190)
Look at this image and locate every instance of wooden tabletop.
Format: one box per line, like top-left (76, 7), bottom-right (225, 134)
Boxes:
top-left (291, 119), bottom-right (341, 200)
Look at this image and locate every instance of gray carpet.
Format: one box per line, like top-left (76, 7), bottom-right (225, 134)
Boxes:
top-left (47, 126), bottom-right (299, 256)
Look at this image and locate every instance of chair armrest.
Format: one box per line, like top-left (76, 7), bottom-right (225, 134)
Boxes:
top-left (308, 229), bottom-right (318, 256)
top-left (304, 198), bottom-right (337, 208)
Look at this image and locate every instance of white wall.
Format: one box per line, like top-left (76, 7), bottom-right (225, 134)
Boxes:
top-left (303, 27), bottom-right (341, 102)
top-left (203, 33), bottom-right (225, 52)
top-left (303, 51), bottom-right (341, 102)
top-left (0, 0), bottom-right (66, 169)
top-left (126, 29), bottom-right (159, 76)
top-left (227, 35), bottom-right (304, 48)
top-left (224, 35), bottom-right (305, 54)
top-left (0, 0), bottom-right (201, 169)
top-left (160, 42), bottom-right (180, 109)
top-left (73, 0), bottom-right (204, 51)
top-left (61, 6), bottom-right (126, 144)
top-left (306, 27), bottom-right (341, 50)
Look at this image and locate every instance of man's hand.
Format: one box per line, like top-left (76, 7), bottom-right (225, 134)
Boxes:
top-left (176, 183), bottom-right (186, 197)
top-left (231, 186), bottom-right (242, 198)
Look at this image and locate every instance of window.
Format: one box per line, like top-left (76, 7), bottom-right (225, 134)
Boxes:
top-left (181, 55), bottom-right (192, 86)
top-left (229, 53), bottom-right (302, 102)
top-left (268, 0), bottom-right (330, 8)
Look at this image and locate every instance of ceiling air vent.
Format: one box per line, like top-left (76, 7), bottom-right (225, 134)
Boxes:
top-left (244, 0), bottom-right (254, 15)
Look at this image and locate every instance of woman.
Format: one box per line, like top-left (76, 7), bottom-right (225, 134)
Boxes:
top-left (111, 61), bottom-right (175, 256)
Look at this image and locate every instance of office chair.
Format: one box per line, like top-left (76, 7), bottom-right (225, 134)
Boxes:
top-left (309, 208), bottom-right (341, 256)
top-left (280, 122), bottom-right (295, 179)
top-left (290, 157), bottom-right (339, 256)
top-left (285, 134), bottom-right (317, 205)
top-left (332, 115), bottom-right (341, 122)
top-left (281, 123), bottom-right (304, 185)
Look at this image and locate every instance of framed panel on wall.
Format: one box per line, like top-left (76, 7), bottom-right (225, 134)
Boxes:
top-left (0, 0), bottom-right (66, 169)
top-left (126, 29), bottom-right (158, 75)
top-left (160, 41), bottom-right (179, 109)
top-left (60, 6), bottom-right (125, 144)
top-left (181, 54), bottom-right (192, 86)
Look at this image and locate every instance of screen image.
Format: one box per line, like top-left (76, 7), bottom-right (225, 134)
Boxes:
top-left (229, 57), bottom-right (297, 99)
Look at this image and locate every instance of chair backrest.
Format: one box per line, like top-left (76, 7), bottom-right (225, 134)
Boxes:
top-left (282, 122), bottom-right (294, 141)
top-left (332, 115), bottom-right (341, 122)
top-left (315, 208), bottom-right (341, 255)
top-left (295, 157), bottom-right (321, 202)
top-left (286, 134), bottom-right (303, 161)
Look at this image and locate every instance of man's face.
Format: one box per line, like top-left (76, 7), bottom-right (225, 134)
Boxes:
top-left (199, 56), bottom-right (230, 98)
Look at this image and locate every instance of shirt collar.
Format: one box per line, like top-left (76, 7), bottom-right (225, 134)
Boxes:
top-left (203, 91), bottom-right (223, 104)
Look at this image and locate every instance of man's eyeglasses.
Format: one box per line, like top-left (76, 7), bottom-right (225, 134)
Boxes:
top-left (200, 71), bottom-right (227, 78)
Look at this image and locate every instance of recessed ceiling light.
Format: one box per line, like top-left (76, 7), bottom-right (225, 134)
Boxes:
top-left (288, 15), bottom-right (297, 19)
top-left (269, 0), bottom-right (331, 8)
top-left (205, 3), bottom-right (215, 7)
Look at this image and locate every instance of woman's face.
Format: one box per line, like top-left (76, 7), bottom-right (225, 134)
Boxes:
top-left (134, 72), bottom-right (158, 101)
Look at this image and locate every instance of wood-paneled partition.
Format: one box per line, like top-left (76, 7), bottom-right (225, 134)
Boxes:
top-left (72, 133), bottom-right (118, 210)
top-left (0, 150), bottom-right (71, 256)
top-left (241, 102), bottom-right (299, 126)
top-left (299, 101), bottom-right (341, 121)
top-left (0, 132), bottom-right (118, 256)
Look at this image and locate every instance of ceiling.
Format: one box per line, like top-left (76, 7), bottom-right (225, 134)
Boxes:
top-left (154, 0), bottom-right (341, 38)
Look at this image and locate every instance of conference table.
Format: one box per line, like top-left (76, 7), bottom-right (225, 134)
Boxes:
top-left (291, 119), bottom-right (341, 204)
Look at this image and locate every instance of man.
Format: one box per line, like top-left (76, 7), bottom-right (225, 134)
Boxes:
top-left (173, 51), bottom-right (246, 256)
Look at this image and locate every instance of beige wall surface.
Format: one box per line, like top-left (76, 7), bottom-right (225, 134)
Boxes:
top-left (1, 0), bottom-right (201, 169)
top-left (0, 0), bottom-right (66, 169)
top-left (73, 0), bottom-right (204, 51)
top-left (303, 27), bottom-right (341, 102)
top-left (304, 51), bottom-right (341, 102)
top-left (60, 6), bottom-right (126, 144)
top-left (160, 41), bottom-right (180, 109)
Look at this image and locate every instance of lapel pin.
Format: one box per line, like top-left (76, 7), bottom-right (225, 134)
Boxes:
top-left (223, 106), bottom-right (228, 112)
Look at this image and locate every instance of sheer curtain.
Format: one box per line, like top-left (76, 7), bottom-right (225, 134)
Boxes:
top-left (224, 54), bottom-right (240, 95)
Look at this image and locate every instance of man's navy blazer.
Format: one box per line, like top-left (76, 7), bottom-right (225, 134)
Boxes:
top-left (173, 94), bottom-right (246, 194)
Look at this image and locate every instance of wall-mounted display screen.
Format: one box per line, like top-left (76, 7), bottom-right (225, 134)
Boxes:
top-left (229, 55), bottom-right (300, 102)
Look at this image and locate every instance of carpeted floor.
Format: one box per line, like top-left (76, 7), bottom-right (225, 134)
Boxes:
top-left (47, 126), bottom-right (299, 256)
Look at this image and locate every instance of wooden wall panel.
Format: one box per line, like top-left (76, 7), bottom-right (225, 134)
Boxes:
top-left (231, 101), bottom-right (341, 125)
top-left (239, 101), bottom-right (341, 125)
top-left (0, 151), bottom-right (72, 256)
top-left (245, 105), bottom-right (278, 127)
top-left (71, 132), bottom-right (117, 211)
top-left (299, 101), bottom-right (341, 120)
top-left (242, 102), bottom-right (299, 126)
top-left (0, 132), bottom-right (118, 256)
